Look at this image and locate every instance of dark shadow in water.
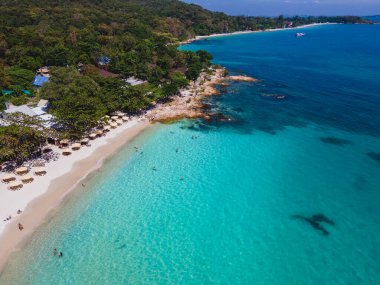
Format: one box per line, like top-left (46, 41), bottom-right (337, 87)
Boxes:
top-left (231, 107), bottom-right (244, 113)
top-left (291, 213), bottom-right (335, 236)
top-left (176, 73), bottom-right (380, 138)
top-left (320, 136), bottom-right (352, 146)
top-left (189, 81), bottom-right (310, 136)
top-left (192, 75), bottom-right (380, 137)
top-left (368, 151), bottom-right (380, 163)
top-left (353, 175), bottom-right (367, 191)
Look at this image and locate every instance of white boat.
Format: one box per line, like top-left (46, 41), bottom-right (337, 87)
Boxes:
top-left (296, 33), bottom-right (306, 37)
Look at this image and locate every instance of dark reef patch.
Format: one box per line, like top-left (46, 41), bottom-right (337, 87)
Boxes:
top-left (320, 136), bottom-right (352, 146)
top-left (367, 151), bottom-right (380, 163)
top-left (231, 107), bottom-right (244, 113)
top-left (291, 213), bottom-right (335, 236)
top-left (353, 175), bottom-right (367, 191)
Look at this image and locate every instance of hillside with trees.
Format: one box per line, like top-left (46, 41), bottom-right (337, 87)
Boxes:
top-left (0, 0), bottom-right (373, 163)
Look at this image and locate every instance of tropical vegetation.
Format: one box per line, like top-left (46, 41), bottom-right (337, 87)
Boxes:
top-left (0, 0), bottom-right (372, 163)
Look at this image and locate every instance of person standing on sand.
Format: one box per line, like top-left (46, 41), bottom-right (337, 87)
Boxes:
top-left (18, 223), bottom-right (24, 231)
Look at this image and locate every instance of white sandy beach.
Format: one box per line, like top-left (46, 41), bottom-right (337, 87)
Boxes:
top-left (0, 119), bottom-right (143, 233)
top-left (0, 65), bottom-right (231, 272)
top-left (0, 21), bottom-right (317, 270)
top-left (181, 22), bottom-right (337, 44)
top-left (0, 118), bottom-right (150, 270)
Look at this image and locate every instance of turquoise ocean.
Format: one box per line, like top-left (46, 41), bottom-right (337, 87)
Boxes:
top-left (1, 24), bottom-right (380, 284)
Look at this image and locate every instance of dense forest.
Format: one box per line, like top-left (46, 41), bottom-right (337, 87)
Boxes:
top-left (0, 0), bottom-right (373, 163)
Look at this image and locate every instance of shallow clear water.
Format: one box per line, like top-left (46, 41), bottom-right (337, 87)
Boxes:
top-left (1, 24), bottom-right (380, 284)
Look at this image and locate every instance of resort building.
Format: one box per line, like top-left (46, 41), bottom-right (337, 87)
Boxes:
top-left (1, 100), bottom-right (54, 127)
top-left (98, 56), bottom-right (111, 66)
top-left (33, 67), bottom-right (50, 88)
top-left (124, 76), bottom-right (147, 86)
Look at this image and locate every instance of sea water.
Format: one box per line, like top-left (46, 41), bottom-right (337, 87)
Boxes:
top-left (1, 24), bottom-right (380, 284)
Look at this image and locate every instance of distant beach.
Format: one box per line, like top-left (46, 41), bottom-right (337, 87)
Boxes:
top-left (180, 22), bottom-right (337, 44)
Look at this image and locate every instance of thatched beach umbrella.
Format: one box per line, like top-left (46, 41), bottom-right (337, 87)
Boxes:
top-left (111, 116), bottom-right (118, 121)
top-left (116, 111), bottom-right (124, 118)
top-left (21, 175), bottom-right (34, 184)
top-left (34, 167), bottom-right (47, 176)
top-left (116, 119), bottom-right (123, 125)
top-left (110, 122), bottom-right (117, 129)
top-left (43, 147), bottom-right (53, 153)
top-left (60, 139), bottom-right (69, 146)
top-left (81, 138), bottom-right (90, 145)
top-left (62, 148), bottom-right (72, 156)
top-left (8, 181), bottom-right (23, 190)
top-left (15, 167), bottom-right (28, 175)
top-left (72, 143), bottom-right (81, 150)
top-left (103, 125), bottom-right (111, 132)
top-left (96, 130), bottom-right (103, 137)
top-left (2, 173), bottom-right (16, 183)
top-left (122, 116), bottom-right (128, 122)
top-left (89, 133), bottom-right (97, 140)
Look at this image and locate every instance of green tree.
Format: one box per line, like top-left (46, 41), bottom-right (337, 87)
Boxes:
top-left (0, 114), bottom-right (47, 164)
top-left (41, 67), bottom-right (107, 138)
top-left (5, 67), bottom-right (34, 88)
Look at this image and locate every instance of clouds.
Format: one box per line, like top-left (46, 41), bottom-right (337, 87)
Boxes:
top-left (184, 0), bottom-right (380, 16)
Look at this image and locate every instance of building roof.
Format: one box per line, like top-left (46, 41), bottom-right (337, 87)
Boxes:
top-left (98, 56), bottom-right (111, 65)
top-left (2, 90), bottom-right (14, 95)
top-left (31, 106), bottom-right (46, 116)
top-left (124, 76), bottom-right (146, 86)
top-left (33, 75), bottom-right (49, 87)
top-left (99, 69), bottom-right (119, 78)
top-left (37, 99), bottom-right (49, 108)
top-left (4, 105), bottom-right (37, 117)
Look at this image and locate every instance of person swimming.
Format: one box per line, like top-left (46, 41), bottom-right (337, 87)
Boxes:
top-left (53, 248), bottom-right (57, 256)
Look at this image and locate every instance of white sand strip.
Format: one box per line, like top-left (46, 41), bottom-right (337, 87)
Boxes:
top-left (0, 118), bottom-right (150, 271)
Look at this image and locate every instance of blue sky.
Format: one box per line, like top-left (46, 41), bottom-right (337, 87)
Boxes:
top-left (183, 0), bottom-right (380, 16)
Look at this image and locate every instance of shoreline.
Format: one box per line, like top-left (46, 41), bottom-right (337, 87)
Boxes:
top-left (0, 31), bottom-right (257, 273)
top-left (0, 66), bottom-right (255, 272)
top-left (180, 22), bottom-right (336, 44)
top-left (0, 67), bottom-right (232, 272)
top-left (146, 68), bottom-right (258, 122)
top-left (0, 119), bottom-right (150, 272)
